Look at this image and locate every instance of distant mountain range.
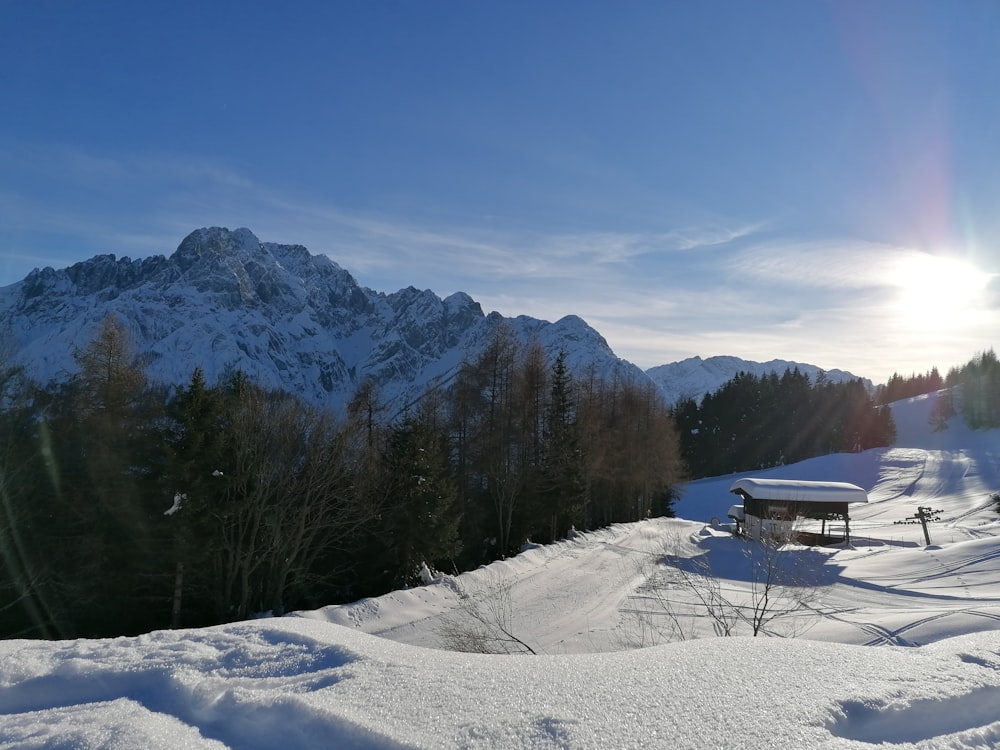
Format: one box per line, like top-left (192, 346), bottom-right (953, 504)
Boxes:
top-left (0, 227), bottom-right (869, 410)
top-left (646, 355), bottom-right (871, 405)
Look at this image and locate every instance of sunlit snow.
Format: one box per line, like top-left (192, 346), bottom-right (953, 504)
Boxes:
top-left (2, 392), bottom-right (999, 749)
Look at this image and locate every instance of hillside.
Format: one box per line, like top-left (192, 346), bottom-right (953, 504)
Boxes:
top-left (306, 390), bottom-right (1000, 651)
top-left (2, 391), bottom-right (999, 748)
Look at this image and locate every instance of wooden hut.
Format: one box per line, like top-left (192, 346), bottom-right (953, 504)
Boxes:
top-left (728, 477), bottom-right (869, 545)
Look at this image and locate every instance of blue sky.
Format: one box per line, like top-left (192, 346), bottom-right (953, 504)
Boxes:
top-left (2, 1), bottom-right (999, 383)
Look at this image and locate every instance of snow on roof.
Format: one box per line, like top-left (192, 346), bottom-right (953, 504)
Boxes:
top-left (729, 477), bottom-right (869, 504)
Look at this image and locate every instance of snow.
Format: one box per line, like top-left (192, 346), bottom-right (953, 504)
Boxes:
top-left (3, 392), bottom-right (1000, 748)
top-left (163, 492), bottom-right (185, 516)
top-left (729, 477), bottom-right (870, 504)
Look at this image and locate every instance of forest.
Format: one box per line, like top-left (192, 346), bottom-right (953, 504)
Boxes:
top-left (672, 369), bottom-right (897, 479)
top-left (0, 316), bottom-right (681, 639)
top-left (672, 348), bottom-right (1000, 480)
top-left (876, 351), bottom-right (1000, 431)
top-left (1, 314), bottom-right (996, 641)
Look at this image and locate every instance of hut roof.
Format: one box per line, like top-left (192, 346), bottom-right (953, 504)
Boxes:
top-left (729, 477), bottom-right (869, 505)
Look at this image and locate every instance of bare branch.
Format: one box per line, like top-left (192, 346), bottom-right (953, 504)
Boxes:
top-left (437, 572), bottom-right (537, 655)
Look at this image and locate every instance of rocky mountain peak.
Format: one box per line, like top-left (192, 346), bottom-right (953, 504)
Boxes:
top-left (2, 228), bottom-right (647, 410)
top-left (172, 226), bottom-right (263, 274)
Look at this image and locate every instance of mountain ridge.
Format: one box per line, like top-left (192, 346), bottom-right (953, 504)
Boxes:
top-left (1, 227), bottom-right (644, 409)
top-left (2, 227), bottom-right (872, 409)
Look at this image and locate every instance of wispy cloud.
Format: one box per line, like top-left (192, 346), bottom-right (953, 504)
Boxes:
top-left (4, 141), bottom-right (998, 383)
top-left (729, 239), bottom-right (903, 290)
top-left (2, 140), bottom-right (766, 293)
top-left (155, 180), bottom-right (765, 293)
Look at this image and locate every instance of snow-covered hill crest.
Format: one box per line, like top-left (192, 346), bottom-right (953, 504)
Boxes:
top-left (1, 227), bottom-right (644, 408)
top-left (647, 354), bottom-right (871, 405)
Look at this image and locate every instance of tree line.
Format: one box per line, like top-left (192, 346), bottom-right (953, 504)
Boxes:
top-left (0, 315), bottom-right (682, 639)
top-left (871, 350), bottom-right (1000, 431)
top-left (876, 368), bottom-right (944, 405)
top-left (672, 368), bottom-right (897, 479)
top-left (945, 349), bottom-right (1000, 430)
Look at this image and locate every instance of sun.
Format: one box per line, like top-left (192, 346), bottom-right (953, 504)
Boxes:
top-left (891, 252), bottom-right (993, 330)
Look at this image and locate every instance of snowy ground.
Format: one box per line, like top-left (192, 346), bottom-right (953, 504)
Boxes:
top-left (2, 391), bottom-right (1000, 748)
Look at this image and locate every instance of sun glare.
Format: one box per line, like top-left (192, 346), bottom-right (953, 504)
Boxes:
top-left (892, 253), bottom-right (993, 329)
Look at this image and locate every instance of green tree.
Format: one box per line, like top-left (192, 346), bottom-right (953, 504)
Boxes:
top-left (162, 367), bottom-right (229, 626)
top-left (69, 314), bottom-right (164, 634)
top-left (0, 352), bottom-right (64, 638)
top-left (535, 351), bottom-right (586, 541)
top-left (674, 369), bottom-right (895, 480)
top-left (379, 415), bottom-right (462, 585)
top-left (5, 314), bottom-right (169, 637)
top-left (958, 349), bottom-right (1000, 429)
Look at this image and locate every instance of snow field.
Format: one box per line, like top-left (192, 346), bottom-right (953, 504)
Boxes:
top-left (2, 392), bottom-right (1000, 748)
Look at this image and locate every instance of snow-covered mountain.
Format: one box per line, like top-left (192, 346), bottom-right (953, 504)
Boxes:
top-left (0, 227), bottom-right (645, 408)
top-left (646, 354), bottom-right (871, 406)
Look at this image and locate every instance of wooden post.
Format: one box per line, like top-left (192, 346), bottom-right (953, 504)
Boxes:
top-left (894, 507), bottom-right (941, 546)
top-left (917, 507), bottom-right (932, 546)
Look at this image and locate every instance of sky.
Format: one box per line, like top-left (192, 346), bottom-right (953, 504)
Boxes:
top-left (2, 1), bottom-right (999, 384)
top-left (3, 394), bottom-right (1000, 748)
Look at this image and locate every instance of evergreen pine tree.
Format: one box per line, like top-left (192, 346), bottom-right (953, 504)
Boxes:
top-left (537, 351), bottom-right (587, 541)
top-left (380, 417), bottom-right (463, 585)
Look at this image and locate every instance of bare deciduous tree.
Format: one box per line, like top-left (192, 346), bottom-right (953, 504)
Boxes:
top-left (168, 378), bottom-right (380, 623)
top-left (211, 391), bottom-right (375, 619)
top-left (622, 528), bottom-right (823, 643)
top-left (437, 572), bottom-right (537, 655)
top-left (73, 313), bottom-right (146, 415)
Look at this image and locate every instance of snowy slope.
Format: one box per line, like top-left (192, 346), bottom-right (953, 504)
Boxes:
top-left (2, 391), bottom-right (1000, 748)
top-left (3, 618), bottom-right (999, 749)
top-left (646, 354), bottom-right (871, 405)
top-left (0, 227), bottom-right (645, 410)
top-left (301, 390), bottom-right (999, 653)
